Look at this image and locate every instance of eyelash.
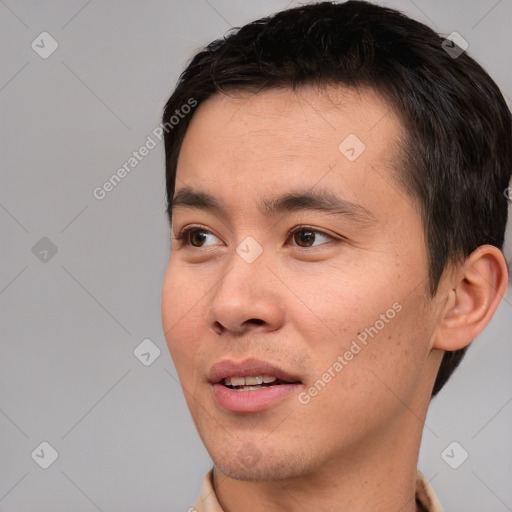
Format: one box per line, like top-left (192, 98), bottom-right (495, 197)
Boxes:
top-left (174, 225), bottom-right (338, 249)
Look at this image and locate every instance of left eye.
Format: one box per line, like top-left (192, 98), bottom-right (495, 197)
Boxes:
top-left (289, 227), bottom-right (334, 247)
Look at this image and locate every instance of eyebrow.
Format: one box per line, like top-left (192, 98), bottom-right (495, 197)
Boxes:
top-left (171, 186), bottom-right (376, 226)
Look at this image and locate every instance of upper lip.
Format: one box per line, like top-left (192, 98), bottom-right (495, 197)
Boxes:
top-left (208, 358), bottom-right (302, 384)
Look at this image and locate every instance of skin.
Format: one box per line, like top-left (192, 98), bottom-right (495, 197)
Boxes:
top-left (161, 86), bottom-right (509, 512)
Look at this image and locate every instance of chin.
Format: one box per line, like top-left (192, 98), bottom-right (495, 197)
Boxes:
top-left (211, 444), bottom-right (314, 482)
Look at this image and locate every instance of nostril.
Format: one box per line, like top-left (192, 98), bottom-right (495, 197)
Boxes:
top-left (210, 322), bottom-right (224, 335)
top-left (210, 318), bottom-right (265, 335)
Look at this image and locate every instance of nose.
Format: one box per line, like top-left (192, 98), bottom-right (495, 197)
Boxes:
top-left (205, 250), bottom-right (285, 336)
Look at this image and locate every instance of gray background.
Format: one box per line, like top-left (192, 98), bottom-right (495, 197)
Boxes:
top-left (1, 0), bottom-right (511, 510)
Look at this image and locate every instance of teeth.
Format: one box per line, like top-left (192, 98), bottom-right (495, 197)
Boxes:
top-left (244, 376), bottom-right (263, 385)
top-left (233, 385), bottom-right (265, 391)
top-left (223, 375), bottom-right (278, 386)
top-left (229, 376), bottom-right (246, 386)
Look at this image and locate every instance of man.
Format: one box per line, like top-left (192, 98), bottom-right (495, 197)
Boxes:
top-left (160, 1), bottom-right (511, 510)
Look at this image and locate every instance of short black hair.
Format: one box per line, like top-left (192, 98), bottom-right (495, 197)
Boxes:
top-left (162, 0), bottom-right (512, 396)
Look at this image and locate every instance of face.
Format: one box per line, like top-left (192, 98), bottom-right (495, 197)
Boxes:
top-left (161, 86), bottom-right (442, 481)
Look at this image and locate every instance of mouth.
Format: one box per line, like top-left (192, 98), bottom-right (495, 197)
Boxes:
top-left (208, 358), bottom-right (303, 413)
top-left (222, 375), bottom-right (299, 391)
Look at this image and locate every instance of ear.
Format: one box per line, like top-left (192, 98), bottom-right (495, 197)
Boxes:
top-left (431, 245), bottom-right (509, 352)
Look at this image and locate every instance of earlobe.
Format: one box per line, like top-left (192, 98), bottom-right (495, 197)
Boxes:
top-left (431, 245), bottom-right (509, 352)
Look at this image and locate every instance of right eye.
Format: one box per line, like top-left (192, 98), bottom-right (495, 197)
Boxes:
top-left (174, 226), bottom-right (221, 248)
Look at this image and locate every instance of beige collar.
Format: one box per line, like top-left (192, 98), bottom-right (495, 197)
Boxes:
top-left (192, 468), bottom-right (443, 512)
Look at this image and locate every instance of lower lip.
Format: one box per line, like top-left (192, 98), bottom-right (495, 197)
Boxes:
top-left (211, 383), bottom-right (302, 413)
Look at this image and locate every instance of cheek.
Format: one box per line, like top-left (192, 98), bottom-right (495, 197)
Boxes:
top-left (290, 264), bottom-right (377, 352)
top-left (161, 261), bottom-right (205, 372)
top-left (294, 262), bottom-right (429, 402)
top-left (310, 296), bottom-right (429, 419)
top-left (161, 263), bottom-right (179, 341)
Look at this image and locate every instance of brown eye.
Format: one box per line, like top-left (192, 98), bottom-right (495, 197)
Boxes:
top-left (189, 230), bottom-right (208, 247)
top-left (291, 227), bottom-right (334, 248)
top-left (176, 227), bottom-right (218, 248)
top-left (293, 229), bottom-right (316, 247)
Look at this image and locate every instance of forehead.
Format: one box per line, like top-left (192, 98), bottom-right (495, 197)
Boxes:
top-left (177, 85), bottom-right (403, 173)
top-left (175, 85), bottom-right (408, 221)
